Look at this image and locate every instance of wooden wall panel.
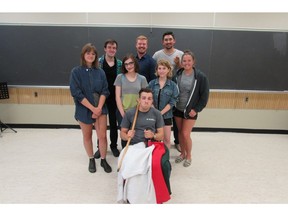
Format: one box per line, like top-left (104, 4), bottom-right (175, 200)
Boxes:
top-left (1, 87), bottom-right (287, 110)
top-left (0, 87), bottom-right (18, 104)
top-left (206, 92), bottom-right (236, 109)
top-left (60, 89), bottom-right (74, 105)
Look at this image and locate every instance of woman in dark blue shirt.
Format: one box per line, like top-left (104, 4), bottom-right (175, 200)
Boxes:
top-left (70, 43), bottom-right (112, 173)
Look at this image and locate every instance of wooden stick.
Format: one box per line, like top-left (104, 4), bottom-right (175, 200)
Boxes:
top-left (117, 103), bottom-right (140, 172)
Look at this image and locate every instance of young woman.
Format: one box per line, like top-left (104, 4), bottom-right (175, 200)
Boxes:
top-left (148, 59), bottom-right (179, 149)
top-left (172, 50), bottom-right (209, 167)
top-left (114, 54), bottom-right (148, 149)
top-left (69, 43), bottom-right (112, 173)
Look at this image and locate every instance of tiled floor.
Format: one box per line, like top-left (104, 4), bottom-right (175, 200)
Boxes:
top-left (1, 129), bottom-right (288, 205)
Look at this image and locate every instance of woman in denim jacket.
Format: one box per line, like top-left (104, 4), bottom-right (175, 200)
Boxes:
top-left (148, 59), bottom-right (179, 149)
top-left (70, 43), bottom-right (112, 173)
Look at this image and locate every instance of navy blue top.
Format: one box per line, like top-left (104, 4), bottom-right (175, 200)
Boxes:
top-left (69, 66), bottom-right (110, 124)
top-left (136, 53), bottom-right (157, 83)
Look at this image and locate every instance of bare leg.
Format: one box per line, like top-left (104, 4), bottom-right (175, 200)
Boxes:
top-left (79, 121), bottom-right (94, 158)
top-left (95, 114), bottom-right (108, 159)
top-left (181, 119), bottom-right (196, 161)
top-left (174, 117), bottom-right (185, 158)
top-left (163, 125), bottom-right (172, 149)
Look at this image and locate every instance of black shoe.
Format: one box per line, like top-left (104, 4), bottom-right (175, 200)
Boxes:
top-left (111, 148), bottom-right (120, 157)
top-left (89, 158), bottom-right (96, 173)
top-left (94, 149), bottom-right (100, 159)
top-left (101, 159), bottom-right (112, 173)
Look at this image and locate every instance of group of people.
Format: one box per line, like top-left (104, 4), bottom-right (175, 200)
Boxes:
top-left (69, 31), bottom-right (210, 176)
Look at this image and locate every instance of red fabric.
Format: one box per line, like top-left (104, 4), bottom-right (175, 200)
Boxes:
top-left (148, 141), bottom-right (170, 204)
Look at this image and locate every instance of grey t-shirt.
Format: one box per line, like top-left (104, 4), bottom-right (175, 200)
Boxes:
top-left (121, 107), bottom-right (164, 145)
top-left (152, 49), bottom-right (184, 76)
top-left (176, 72), bottom-right (195, 111)
top-left (114, 73), bottom-right (148, 111)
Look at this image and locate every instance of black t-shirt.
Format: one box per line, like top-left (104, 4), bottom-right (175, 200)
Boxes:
top-left (103, 57), bottom-right (117, 100)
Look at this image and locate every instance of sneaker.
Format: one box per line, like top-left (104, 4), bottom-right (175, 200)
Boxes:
top-left (111, 148), bottom-right (120, 157)
top-left (88, 158), bottom-right (96, 173)
top-left (101, 159), bottom-right (112, 173)
top-left (94, 149), bottom-right (100, 159)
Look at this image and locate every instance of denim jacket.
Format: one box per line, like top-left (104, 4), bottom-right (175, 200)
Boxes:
top-left (148, 78), bottom-right (179, 119)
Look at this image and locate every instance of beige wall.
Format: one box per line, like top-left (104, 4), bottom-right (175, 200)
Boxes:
top-left (1, 13), bottom-right (288, 130)
top-left (1, 13), bottom-right (288, 31)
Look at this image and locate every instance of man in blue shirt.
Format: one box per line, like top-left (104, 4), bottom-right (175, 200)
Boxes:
top-left (135, 35), bottom-right (157, 83)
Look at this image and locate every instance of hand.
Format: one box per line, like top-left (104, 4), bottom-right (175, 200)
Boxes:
top-left (189, 109), bottom-right (197, 117)
top-left (144, 129), bottom-right (154, 139)
top-left (174, 56), bottom-right (180, 66)
top-left (127, 130), bottom-right (135, 139)
top-left (91, 107), bottom-right (102, 119)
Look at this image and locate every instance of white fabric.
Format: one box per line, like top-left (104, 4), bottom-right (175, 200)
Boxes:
top-left (117, 142), bottom-right (156, 204)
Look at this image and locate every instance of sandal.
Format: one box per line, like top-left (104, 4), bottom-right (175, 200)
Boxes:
top-left (183, 159), bottom-right (192, 167)
top-left (175, 155), bottom-right (185, 163)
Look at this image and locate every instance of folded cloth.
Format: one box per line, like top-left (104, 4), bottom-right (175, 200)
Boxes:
top-left (117, 142), bottom-right (156, 204)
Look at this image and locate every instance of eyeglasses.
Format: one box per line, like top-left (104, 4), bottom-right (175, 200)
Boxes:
top-left (124, 61), bottom-right (134, 66)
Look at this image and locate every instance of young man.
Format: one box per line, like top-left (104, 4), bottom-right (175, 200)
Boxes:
top-left (152, 31), bottom-right (184, 152)
top-left (152, 31), bottom-right (184, 76)
top-left (94, 39), bottom-right (122, 158)
top-left (117, 88), bottom-right (171, 204)
top-left (135, 35), bottom-right (157, 83)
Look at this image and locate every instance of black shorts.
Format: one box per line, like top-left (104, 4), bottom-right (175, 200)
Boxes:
top-left (173, 108), bottom-right (198, 120)
top-left (163, 118), bottom-right (172, 126)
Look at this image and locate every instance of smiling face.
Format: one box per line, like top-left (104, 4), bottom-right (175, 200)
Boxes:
top-left (104, 42), bottom-right (117, 58)
top-left (124, 58), bottom-right (135, 73)
top-left (162, 34), bottom-right (176, 50)
top-left (136, 39), bottom-right (148, 55)
top-left (155, 59), bottom-right (173, 79)
top-left (181, 53), bottom-right (195, 71)
top-left (84, 51), bottom-right (96, 67)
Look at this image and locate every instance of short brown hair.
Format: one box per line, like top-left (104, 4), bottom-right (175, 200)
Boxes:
top-left (155, 59), bottom-right (173, 79)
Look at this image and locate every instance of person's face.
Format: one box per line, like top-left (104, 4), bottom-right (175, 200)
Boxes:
top-left (182, 54), bottom-right (195, 71)
top-left (84, 51), bottom-right (96, 66)
top-left (124, 58), bottom-right (135, 73)
top-left (139, 92), bottom-right (153, 110)
top-left (162, 35), bottom-right (175, 49)
top-left (157, 64), bottom-right (169, 78)
top-left (104, 43), bottom-right (117, 58)
top-left (136, 39), bottom-right (148, 55)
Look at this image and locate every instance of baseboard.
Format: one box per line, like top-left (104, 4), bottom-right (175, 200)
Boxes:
top-left (2, 123), bottom-right (287, 134)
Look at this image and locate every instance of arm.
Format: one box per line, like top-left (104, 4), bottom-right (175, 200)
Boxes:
top-left (92, 95), bottom-right (106, 118)
top-left (115, 85), bottom-right (125, 117)
top-left (120, 127), bottom-right (136, 141)
top-left (70, 68), bottom-right (98, 115)
top-left (81, 98), bottom-right (97, 114)
top-left (160, 104), bottom-right (171, 115)
top-left (194, 75), bottom-right (210, 113)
